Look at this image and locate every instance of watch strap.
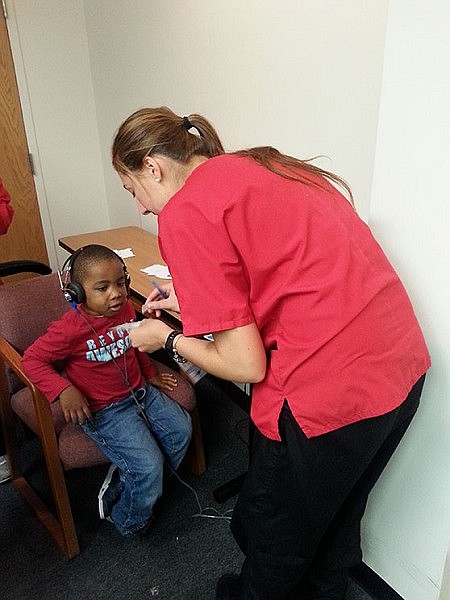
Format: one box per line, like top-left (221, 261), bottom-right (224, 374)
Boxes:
top-left (164, 330), bottom-right (187, 363)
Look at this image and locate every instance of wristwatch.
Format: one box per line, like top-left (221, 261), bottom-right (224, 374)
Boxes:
top-left (164, 330), bottom-right (187, 363)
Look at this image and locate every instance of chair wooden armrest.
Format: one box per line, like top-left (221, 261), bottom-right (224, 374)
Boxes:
top-left (0, 337), bottom-right (57, 466)
top-left (0, 336), bottom-right (80, 558)
top-left (0, 336), bottom-right (46, 395)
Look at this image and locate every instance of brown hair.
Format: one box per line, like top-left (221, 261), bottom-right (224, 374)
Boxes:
top-left (112, 106), bottom-right (224, 174)
top-left (112, 107), bottom-right (354, 205)
top-left (232, 147), bottom-right (354, 205)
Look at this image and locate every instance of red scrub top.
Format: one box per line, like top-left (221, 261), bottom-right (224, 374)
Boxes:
top-left (158, 155), bottom-right (430, 440)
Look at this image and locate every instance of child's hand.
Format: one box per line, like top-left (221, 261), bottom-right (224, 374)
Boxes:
top-left (149, 372), bottom-right (178, 393)
top-left (59, 385), bottom-right (92, 425)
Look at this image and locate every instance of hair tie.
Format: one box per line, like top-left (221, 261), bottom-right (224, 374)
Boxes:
top-left (182, 116), bottom-right (193, 131)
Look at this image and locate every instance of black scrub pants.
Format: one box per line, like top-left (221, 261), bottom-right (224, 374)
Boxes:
top-left (230, 375), bottom-right (425, 600)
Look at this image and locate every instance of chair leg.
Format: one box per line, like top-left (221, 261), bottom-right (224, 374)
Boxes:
top-left (185, 406), bottom-right (206, 475)
top-left (0, 364), bottom-right (79, 558)
top-left (33, 397), bottom-right (80, 558)
top-left (9, 424), bottom-right (80, 558)
top-left (12, 475), bottom-right (79, 558)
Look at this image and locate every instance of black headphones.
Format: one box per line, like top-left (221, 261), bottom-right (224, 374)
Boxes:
top-left (60, 246), bottom-right (131, 305)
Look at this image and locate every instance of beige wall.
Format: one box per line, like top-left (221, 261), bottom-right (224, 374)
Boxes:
top-left (6, 0), bottom-right (112, 267)
top-left (85, 0), bottom-right (387, 231)
top-left (7, 0), bottom-right (389, 266)
top-left (364, 2), bottom-right (450, 598)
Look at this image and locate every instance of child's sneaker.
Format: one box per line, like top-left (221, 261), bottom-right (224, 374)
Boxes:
top-left (98, 464), bottom-right (121, 520)
top-left (0, 455), bottom-right (11, 484)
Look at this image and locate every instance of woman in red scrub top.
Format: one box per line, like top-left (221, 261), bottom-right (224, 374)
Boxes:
top-left (0, 177), bottom-right (14, 236)
top-left (112, 107), bottom-right (430, 600)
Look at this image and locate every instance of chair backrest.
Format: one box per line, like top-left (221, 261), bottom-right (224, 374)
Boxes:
top-left (0, 273), bottom-right (69, 393)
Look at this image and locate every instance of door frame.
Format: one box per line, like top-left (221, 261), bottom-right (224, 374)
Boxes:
top-left (2, 6), bottom-right (57, 269)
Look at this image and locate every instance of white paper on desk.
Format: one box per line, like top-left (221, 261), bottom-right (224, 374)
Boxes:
top-left (114, 248), bottom-right (135, 259)
top-left (140, 264), bottom-right (171, 279)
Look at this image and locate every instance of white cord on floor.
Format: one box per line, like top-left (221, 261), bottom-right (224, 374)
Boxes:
top-left (169, 467), bottom-right (233, 522)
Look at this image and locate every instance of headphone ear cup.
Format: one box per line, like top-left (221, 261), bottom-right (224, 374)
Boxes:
top-left (65, 281), bottom-right (85, 304)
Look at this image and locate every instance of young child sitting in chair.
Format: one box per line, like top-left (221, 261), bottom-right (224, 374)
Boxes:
top-left (22, 244), bottom-right (192, 537)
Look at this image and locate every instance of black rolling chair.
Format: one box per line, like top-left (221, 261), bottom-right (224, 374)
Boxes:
top-left (0, 260), bottom-right (51, 279)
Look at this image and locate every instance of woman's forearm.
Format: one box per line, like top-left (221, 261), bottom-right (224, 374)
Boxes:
top-left (173, 323), bottom-right (267, 383)
top-left (130, 319), bottom-right (267, 383)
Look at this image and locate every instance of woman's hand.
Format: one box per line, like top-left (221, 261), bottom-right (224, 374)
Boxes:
top-left (142, 281), bottom-right (180, 317)
top-left (129, 318), bottom-right (171, 354)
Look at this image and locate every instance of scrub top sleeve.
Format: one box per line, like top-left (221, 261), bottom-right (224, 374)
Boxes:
top-left (159, 209), bottom-right (254, 337)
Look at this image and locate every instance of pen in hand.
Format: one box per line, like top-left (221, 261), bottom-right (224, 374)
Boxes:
top-left (150, 280), bottom-right (169, 299)
top-left (142, 280), bottom-right (169, 315)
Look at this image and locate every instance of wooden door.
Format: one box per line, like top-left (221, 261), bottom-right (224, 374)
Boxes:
top-left (0, 10), bottom-right (49, 273)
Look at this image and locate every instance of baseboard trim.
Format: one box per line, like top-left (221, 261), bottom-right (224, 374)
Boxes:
top-left (350, 563), bottom-right (404, 600)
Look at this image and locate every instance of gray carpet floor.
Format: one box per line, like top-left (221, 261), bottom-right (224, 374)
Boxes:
top-left (0, 376), bottom-right (375, 600)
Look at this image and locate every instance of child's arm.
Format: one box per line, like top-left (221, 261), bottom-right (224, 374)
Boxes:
top-left (22, 320), bottom-right (92, 424)
top-left (22, 319), bottom-right (77, 403)
top-left (59, 385), bottom-right (92, 424)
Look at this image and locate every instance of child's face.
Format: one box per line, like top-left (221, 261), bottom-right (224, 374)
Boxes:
top-left (82, 258), bottom-right (128, 317)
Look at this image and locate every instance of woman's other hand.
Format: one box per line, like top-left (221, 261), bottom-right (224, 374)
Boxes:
top-left (129, 318), bottom-right (171, 354)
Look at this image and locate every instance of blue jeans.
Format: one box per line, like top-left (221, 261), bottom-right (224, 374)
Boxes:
top-left (82, 383), bottom-right (192, 536)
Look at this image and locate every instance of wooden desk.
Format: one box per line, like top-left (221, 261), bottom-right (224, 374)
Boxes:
top-left (58, 226), bottom-right (180, 327)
